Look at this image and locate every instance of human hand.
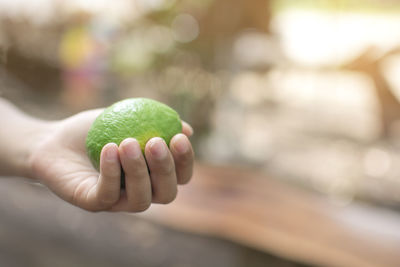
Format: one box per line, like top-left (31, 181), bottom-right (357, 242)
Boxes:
top-left (28, 109), bottom-right (194, 212)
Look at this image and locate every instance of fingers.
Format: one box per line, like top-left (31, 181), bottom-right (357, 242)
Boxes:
top-left (181, 121), bottom-right (193, 137)
top-left (170, 134), bottom-right (194, 184)
top-left (87, 143), bottom-right (121, 211)
top-left (83, 132), bottom-right (193, 212)
top-left (145, 137), bottom-right (178, 204)
top-left (118, 138), bottom-right (152, 212)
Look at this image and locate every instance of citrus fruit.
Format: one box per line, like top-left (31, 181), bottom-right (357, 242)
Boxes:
top-left (86, 98), bottom-right (182, 171)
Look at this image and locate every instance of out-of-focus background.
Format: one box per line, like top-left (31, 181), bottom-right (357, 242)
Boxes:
top-left (1, 0), bottom-right (400, 266)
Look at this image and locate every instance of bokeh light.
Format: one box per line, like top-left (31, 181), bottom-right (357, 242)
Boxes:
top-left (1, 0), bottom-right (400, 266)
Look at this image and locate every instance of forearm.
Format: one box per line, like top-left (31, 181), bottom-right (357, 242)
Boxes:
top-left (0, 98), bottom-right (54, 178)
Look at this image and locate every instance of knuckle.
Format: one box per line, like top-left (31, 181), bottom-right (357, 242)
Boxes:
top-left (122, 158), bottom-right (148, 177)
top-left (156, 190), bottom-right (177, 204)
top-left (134, 163), bottom-right (150, 177)
top-left (176, 164), bottom-right (193, 185)
top-left (71, 182), bottom-right (87, 207)
top-left (130, 201), bottom-right (151, 212)
top-left (102, 167), bottom-right (121, 179)
top-left (176, 149), bottom-right (194, 165)
top-left (178, 175), bottom-right (192, 185)
top-left (98, 192), bottom-right (119, 207)
top-left (158, 163), bottom-right (175, 176)
top-left (182, 165), bottom-right (194, 183)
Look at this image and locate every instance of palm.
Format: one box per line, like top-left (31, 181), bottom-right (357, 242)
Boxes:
top-left (31, 109), bottom-right (105, 209)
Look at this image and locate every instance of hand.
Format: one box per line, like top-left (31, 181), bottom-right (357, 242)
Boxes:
top-left (28, 109), bottom-right (194, 212)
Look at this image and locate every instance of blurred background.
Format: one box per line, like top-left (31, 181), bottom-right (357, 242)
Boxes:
top-left (1, 0), bottom-right (400, 266)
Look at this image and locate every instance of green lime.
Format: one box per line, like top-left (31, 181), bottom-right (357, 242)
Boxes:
top-left (86, 98), bottom-right (182, 171)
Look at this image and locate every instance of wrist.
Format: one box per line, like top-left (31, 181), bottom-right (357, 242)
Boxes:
top-left (20, 119), bottom-right (59, 179)
top-left (0, 98), bottom-right (60, 179)
top-left (25, 121), bottom-right (58, 180)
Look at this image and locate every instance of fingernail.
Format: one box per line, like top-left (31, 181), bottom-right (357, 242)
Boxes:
top-left (123, 138), bottom-right (141, 159)
top-left (105, 143), bottom-right (118, 162)
top-left (149, 138), bottom-right (168, 159)
top-left (174, 134), bottom-right (189, 154)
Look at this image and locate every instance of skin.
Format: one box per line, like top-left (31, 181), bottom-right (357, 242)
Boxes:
top-left (0, 98), bottom-right (194, 212)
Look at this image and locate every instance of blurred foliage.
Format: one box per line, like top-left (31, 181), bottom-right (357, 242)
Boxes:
top-left (273, 0), bottom-right (400, 13)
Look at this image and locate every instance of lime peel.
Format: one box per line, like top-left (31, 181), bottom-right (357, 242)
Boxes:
top-left (86, 98), bottom-right (182, 170)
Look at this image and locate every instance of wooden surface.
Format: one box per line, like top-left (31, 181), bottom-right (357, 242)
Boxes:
top-left (0, 161), bottom-right (399, 266)
top-left (145, 162), bottom-right (400, 267)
